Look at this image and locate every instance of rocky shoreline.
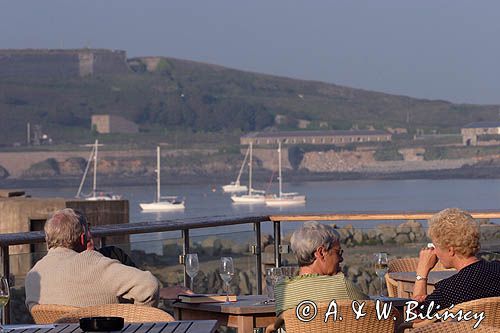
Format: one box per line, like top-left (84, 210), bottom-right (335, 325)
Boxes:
top-left (1, 163), bottom-right (500, 190)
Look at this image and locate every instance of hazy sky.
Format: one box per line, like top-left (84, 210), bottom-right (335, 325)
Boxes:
top-left (2, 1), bottom-right (500, 104)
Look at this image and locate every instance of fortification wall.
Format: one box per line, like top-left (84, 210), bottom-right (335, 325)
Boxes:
top-left (0, 51), bottom-right (80, 78)
top-left (0, 49), bottom-right (128, 78)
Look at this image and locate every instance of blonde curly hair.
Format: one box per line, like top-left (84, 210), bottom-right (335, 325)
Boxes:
top-left (428, 208), bottom-right (480, 257)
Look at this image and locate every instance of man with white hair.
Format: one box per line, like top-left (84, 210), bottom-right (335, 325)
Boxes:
top-left (25, 208), bottom-right (160, 310)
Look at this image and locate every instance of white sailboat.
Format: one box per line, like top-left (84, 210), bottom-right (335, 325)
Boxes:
top-left (265, 141), bottom-right (306, 206)
top-left (140, 146), bottom-right (185, 211)
top-left (231, 142), bottom-right (266, 204)
top-left (76, 140), bottom-right (121, 201)
top-left (222, 147), bottom-right (249, 193)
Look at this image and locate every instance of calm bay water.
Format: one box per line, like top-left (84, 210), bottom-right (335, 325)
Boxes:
top-left (26, 178), bottom-right (500, 253)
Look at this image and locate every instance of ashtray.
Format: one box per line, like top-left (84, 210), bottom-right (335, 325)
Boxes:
top-left (79, 317), bottom-right (124, 331)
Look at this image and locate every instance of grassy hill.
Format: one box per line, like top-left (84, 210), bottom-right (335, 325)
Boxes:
top-left (0, 53), bottom-right (498, 146)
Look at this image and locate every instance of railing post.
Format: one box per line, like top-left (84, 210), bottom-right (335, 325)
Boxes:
top-left (273, 221), bottom-right (281, 267)
top-left (182, 229), bottom-right (190, 288)
top-left (1, 245), bottom-right (10, 324)
top-left (254, 222), bottom-right (262, 295)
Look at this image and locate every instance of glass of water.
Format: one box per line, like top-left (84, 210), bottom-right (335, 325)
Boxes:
top-left (219, 257), bottom-right (234, 303)
top-left (185, 253), bottom-right (199, 292)
top-left (374, 252), bottom-right (389, 296)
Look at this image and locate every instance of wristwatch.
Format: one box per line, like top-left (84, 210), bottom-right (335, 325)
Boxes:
top-left (416, 274), bottom-right (428, 281)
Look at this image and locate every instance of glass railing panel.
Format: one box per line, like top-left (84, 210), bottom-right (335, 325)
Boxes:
top-left (187, 229), bottom-right (256, 295)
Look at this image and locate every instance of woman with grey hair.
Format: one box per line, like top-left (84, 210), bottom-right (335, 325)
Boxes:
top-left (271, 221), bottom-right (368, 325)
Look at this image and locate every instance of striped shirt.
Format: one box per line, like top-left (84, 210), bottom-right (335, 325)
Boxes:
top-left (274, 272), bottom-right (368, 315)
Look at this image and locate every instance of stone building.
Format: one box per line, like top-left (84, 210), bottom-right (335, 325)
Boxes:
top-left (0, 49), bottom-right (128, 79)
top-left (240, 130), bottom-right (391, 146)
top-left (461, 121), bottom-right (500, 146)
top-left (91, 114), bottom-right (139, 134)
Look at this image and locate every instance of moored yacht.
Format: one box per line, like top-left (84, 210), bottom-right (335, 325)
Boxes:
top-left (140, 146), bottom-right (185, 211)
top-left (265, 141), bottom-right (306, 206)
top-left (231, 142), bottom-right (266, 204)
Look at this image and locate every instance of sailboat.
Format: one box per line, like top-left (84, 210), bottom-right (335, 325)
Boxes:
top-left (231, 142), bottom-right (266, 204)
top-left (140, 146), bottom-right (185, 211)
top-left (265, 141), bottom-right (306, 206)
top-left (76, 139), bottom-right (121, 201)
top-left (222, 147), bottom-right (249, 193)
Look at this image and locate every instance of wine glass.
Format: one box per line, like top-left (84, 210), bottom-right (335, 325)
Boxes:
top-left (374, 252), bottom-right (389, 296)
top-left (219, 257), bottom-right (234, 303)
top-left (0, 276), bottom-right (10, 331)
top-left (185, 253), bottom-right (199, 291)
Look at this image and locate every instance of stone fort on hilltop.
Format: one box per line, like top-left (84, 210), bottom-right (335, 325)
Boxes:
top-left (0, 48), bottom-right (129, 78)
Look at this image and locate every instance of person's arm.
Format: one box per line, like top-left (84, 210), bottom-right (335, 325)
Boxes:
top-left (98, 254), bottom-right (159, 306)
top-left (265, 316), bottom-right (284, 333)
top-left (413, 247), bottom-right (438, 298)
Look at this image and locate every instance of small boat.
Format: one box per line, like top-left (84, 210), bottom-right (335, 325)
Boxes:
top-left (140, 146), bottom-right (185, 211)
top-left (76, 140), bottom-right (121, 201)
top-left (222, 148), bottom-right (249, 193)
top-left (231, 143), bottom-right (266, 204)
top-left (265, 141), bottom-right (306, 206)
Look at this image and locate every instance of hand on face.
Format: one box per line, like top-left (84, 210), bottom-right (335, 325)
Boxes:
top-left (416, 247), bottom-right (438, 276)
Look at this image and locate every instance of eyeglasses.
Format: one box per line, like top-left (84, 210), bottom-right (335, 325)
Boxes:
top-left (332, 248), bottom-right (343, 256)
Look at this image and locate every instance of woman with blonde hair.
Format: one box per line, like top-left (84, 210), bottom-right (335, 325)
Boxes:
top-left (412, 208), bottom-right (500, 313)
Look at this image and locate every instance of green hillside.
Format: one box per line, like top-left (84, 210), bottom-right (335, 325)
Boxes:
top-left (0, 55), bottom-right (498, 146)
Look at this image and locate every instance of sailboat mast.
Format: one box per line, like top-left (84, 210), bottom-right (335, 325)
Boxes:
top-left (236, 147), bottom-right (250, 185)
top-left (248, 143), bottom-right (253, 195)
top-left (92, 139), bottom-right (98, 197)
top-left (278, 141), bottom-right (282, 198)
top-left (156, 146), bottom-right (161, 202)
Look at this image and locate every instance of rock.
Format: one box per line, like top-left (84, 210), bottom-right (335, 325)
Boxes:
top-left (353, 230), bottom-right (364, 244)
top-left (23, 158), bottom-right (60, 177)
top-left (219, 238), bottom-right (236, 254)
top-left (238, 271), bottom-right (251, 295)
top-left (59, 157), bottom-right (86, 176)
top-left (397, 220), bottom-right (425, 240)
top-left (337, 228), bottom-right (352, 243)
top-left (348, 265), bottom-right (361, 277)
top-left (201, 236), bottom-right (221, 256)
top-left (366, 229), bottom-right (378, 242)
top-left (376, 224), bottom-right (397, 244)
top-left (395, 233), bottom-right (410, 244)
top-left (480, 225), bottom-right (500, 240)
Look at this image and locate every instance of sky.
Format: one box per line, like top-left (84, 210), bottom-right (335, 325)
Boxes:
top-left (1, 1), bottom-right (500, 104)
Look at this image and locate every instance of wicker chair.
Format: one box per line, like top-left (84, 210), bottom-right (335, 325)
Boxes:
top-left (407, 297), bottom-right (500, 332)
top-left (30, 304), bottom-right (81, 324)
top-left (283, 300), bottom-right (400, 333)
top-left (55, 304), bottom-right (174, 323)
top-left (385, 257), bottom-right (452, 297)
top-left (410, 321), bottom-right (498, 333)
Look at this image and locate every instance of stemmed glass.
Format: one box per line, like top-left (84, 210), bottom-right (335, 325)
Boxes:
top-left (185, 253), bottom-right (199, 292)
top-left (219, 257), bottom-right (234, 303)
top-left (0, 276), bottom-right (10, 331)
top-left (374, 252), bottom-right (389, 296)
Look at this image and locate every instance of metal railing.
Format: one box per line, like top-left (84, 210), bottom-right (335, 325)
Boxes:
top-left (1, 209), bottom-right (499, 323)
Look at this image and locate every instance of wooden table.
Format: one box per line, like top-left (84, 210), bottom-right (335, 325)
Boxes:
top-left (172, 295), bottom-right (276, 333)
top-left (388, 271), bottom-right (457, 298)
top-left (4, 321), bottom-right (218, 333)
